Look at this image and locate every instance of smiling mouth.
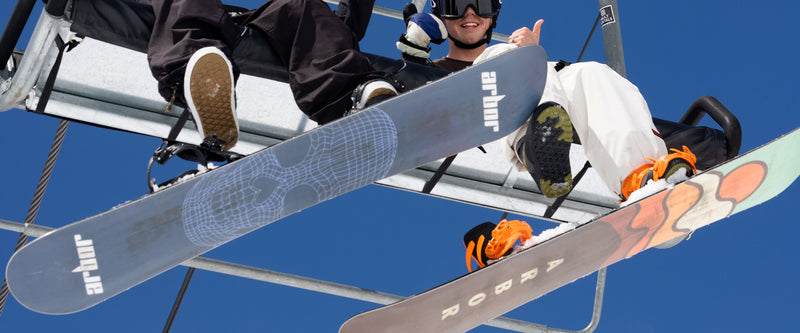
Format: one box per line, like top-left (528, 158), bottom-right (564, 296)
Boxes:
top-left (461, 22), bottom-right (479, 28)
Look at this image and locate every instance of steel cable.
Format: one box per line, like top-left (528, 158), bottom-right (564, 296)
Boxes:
top-left (0, 119), bottom-right (69, 315)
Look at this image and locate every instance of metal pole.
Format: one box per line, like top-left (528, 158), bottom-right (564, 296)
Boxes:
top-left (0, 0), bottom-right (38, 69)
top-left (162, 268), bottom-right (195, 333)
top-left (598, 0), bottom-right (627, 77)
top-left (412, 0), bottom-right (428, 13)
top-left (578, 268), bottom-right (607, 333)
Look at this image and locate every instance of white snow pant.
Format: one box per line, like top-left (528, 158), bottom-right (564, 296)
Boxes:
top-left (477, 44), bottom-right (668, 196)
top-left (545, 60), bottom-right (667, 195)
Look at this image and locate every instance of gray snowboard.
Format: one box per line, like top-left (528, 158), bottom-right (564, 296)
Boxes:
top-left (6, 45), bottom-right (548, 314)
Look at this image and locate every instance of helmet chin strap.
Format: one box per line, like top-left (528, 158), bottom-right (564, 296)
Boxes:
top-left (449, 29), bottom-right (493, 50)
top-left (450, 35), bottom-right (489, 49)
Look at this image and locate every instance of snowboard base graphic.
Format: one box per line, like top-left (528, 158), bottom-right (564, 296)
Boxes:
top-left (339, 126), bottom-right (800, 333)
top-left (6, 46), bottom-right (548, 315)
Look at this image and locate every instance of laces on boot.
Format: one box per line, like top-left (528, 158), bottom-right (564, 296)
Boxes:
top-left (464, 220), bottom-right (533, 272)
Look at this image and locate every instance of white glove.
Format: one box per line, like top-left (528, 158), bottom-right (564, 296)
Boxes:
top-left (397, 13), bottom-right (448, 59)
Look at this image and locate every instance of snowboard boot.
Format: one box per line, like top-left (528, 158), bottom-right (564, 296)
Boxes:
top-left (463, 220), bottom-right (533, 272)
top-left (347, 76), bottom-right (400, 116)
top-left (520, 102), bottom-right (574, 198)
top-left (621, 145), bottom-right (698, 201)
top-left (184, 47), bottom-right (238, 151)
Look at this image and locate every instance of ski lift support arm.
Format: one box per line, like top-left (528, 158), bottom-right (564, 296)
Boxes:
top-left (0, 0), bottom-right (37, 70)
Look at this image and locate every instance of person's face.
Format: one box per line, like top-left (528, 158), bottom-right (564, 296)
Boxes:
top-left (443, 7), bottom-right (493, 46)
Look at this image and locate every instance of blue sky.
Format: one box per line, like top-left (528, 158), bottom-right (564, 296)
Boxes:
top-left (2, 1), bottom-right (799, 332)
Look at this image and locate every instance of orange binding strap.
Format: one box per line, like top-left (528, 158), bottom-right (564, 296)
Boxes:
top-left (465, 235), bottom-right (488, 273)
top-left (465, 220), bottom-right (533, 272)
top-left (465, 241), bottom-right (476, 272)
top-left (652, 146), bottom-right (697, 182)
top-left (485, 219), bottom-right (533, 259)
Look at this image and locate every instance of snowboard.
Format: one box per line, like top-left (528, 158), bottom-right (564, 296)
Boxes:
top-left (5, 45), bottom-right (548, 314)
top-left (339, 126), bottom-right (800, 333)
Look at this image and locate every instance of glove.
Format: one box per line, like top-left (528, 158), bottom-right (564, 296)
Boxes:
top-left (397, 12), bottom-right (448, 59)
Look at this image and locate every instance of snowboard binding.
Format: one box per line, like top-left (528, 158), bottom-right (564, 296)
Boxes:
top-left (464, 219), bottom-right (533, 272)
top-left (147, 139), bottom-right (243, 193)
top-left (621, 145), bottom-right (697, 201)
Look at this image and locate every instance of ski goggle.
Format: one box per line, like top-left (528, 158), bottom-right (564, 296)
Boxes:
top-left (434, 0), bottom-right (501, 19)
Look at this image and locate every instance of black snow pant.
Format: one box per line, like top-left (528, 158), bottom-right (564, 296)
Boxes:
top-left (140, 0), bottom-right (379, 124)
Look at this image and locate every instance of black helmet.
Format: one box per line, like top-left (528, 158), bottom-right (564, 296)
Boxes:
top-left (431, 0), bottom-right (502, 49)
top-left (431, 0), bottom-right (502, 20)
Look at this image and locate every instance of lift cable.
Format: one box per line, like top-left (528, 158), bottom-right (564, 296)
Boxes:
top-left (0, 119), bottom-right (69, 316)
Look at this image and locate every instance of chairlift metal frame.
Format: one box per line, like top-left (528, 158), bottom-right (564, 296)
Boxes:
top-left (0, 0), bottom-right (712, 331)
